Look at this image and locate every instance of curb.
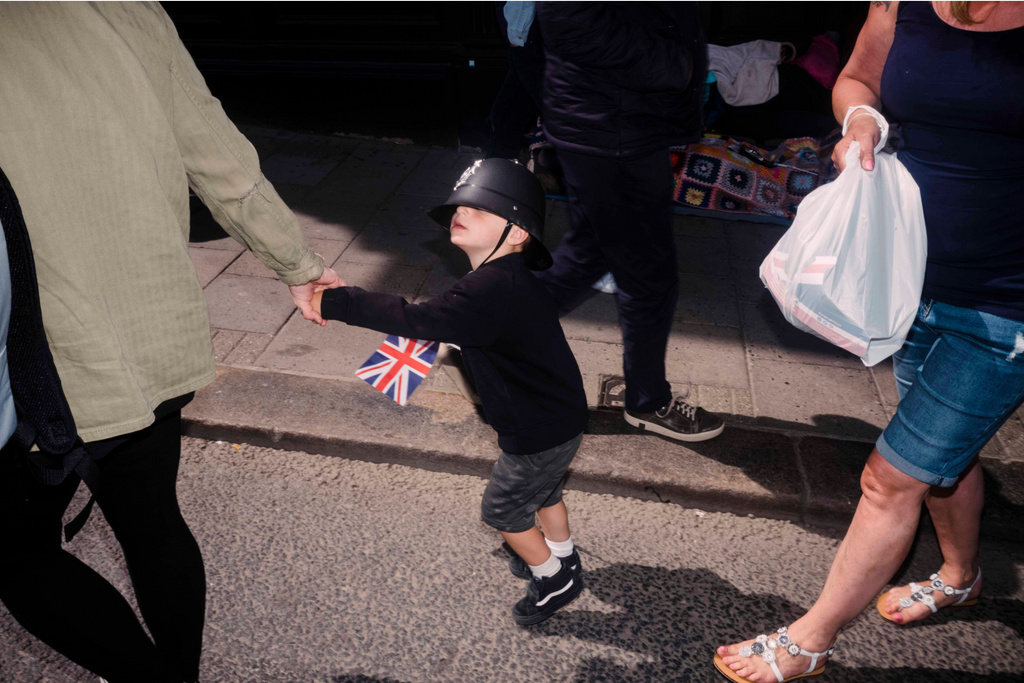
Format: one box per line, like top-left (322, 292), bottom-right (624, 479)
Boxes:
top-left (182, 366), bottom-right (1024, 542)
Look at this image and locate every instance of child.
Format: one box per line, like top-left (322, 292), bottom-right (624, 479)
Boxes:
top-left (311, 159), bottom-right (589, 625)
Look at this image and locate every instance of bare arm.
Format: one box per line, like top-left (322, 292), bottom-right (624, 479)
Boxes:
top-left (831, 2), bottom-right (899, 171)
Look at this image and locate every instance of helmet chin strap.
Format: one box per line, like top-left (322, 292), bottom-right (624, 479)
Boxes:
top-left (479, 220), bottom-right (514, 268)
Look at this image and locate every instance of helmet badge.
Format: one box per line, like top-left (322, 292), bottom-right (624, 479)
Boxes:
top-left (454, 160), bottom-right (483, 190)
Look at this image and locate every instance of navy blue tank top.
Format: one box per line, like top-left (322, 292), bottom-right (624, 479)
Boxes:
top-left (880, 2), bottom-right (1024, 321)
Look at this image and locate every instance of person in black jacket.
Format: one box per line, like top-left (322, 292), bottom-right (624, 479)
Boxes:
top-left (311, 159), bottom-right (589, 626)
top-left (535, 1), bottom-right (725, 442)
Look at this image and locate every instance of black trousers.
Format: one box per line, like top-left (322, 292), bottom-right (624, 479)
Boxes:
top-left (0, 410), bottom-right (205, 683)
top-left (487, 40), bottom-right (545, 159)
top-left (535, 147), bottom-right (678, 413)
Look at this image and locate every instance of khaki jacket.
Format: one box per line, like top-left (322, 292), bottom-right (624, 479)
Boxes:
top-left (0, 2), bottom-right (323, 441)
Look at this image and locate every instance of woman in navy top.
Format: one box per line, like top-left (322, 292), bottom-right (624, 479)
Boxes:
top-left (715, 4), bottom-right (1024, 683)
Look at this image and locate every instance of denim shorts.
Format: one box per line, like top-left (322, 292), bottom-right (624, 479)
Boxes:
top-left (877, 299), bottom-right (1024, 486)
top-left (480, 433), bottom-right (583, 533)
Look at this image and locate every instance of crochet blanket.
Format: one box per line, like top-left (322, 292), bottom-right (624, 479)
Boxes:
top-left (670, 131), bottom-right (842, 223)
top-left (528, 126), bottom-right (843, 224)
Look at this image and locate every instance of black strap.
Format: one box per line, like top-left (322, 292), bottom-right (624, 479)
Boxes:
top-left (13, 414), bottom-right (100, 542)
top-left (479, 220), bottom-right (514, 268)
top-left (2, 164), bottom-right (96, 540)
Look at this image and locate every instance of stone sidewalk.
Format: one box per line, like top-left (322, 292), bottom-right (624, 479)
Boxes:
top-left (184, 125), bottom-right (1023, 533)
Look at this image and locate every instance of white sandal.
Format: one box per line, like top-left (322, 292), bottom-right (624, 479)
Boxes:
top-left (876, 567), bottom-right (981, 622)
top-left (713, 626), bottom-right (834, 683)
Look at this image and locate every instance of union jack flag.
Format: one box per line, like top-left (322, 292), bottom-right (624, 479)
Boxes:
top-left (355, 335), bottom-right (440, 406)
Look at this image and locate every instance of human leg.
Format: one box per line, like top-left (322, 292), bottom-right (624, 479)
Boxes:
top-left (486, 57), bottom-right (539, 160)
top-left (481, 436), bottom-right (583, 623)
top-left (716, 301), bottom-right (1024, 680)
top-left (533, 152), bottom-right (613, 311)
top-left (879, 456), bottom-right (984, 623)
top-left (0, 446), bottom-right (181, 683)
top-left (716, 451), bottom-right (929, 682)
top-left (95, 410), bottom-right (206, 683)
top-left (536, 500), bottom-right (570, 543)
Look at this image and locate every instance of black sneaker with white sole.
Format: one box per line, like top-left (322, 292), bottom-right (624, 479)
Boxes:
top-left (503, 541), bottom-right (581, 581)
top-left (512, 557), bottom-right (583, 626)
top-left (624, 394), bottom-right (725, 442)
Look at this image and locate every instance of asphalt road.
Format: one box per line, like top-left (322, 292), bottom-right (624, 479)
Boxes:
top-left (2, 438), bottom-right (1022, 683)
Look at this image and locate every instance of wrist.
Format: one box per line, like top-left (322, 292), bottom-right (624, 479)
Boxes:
top-left (842, 105), bottom-right (889, 153)
top-left (312, 289), bottom-right (324, 315)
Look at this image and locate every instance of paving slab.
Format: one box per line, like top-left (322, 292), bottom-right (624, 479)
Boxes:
top-left (265, 181), bottom-right (312, 205)
top-left (800, 437), bottom-right (872, 526)
top-left (211, 329), bottom-right (246, 363)
top-left (368, 193), bottom-right (450, 230)
top-left (748, 358), bottom-right (889, 440)
top-left (677, 235), bottom-right (731, 276)
top-left (559, 293), bottom-right (622, 344)
top-left (566, 339), bottom-right (691, 407)
top-left (395, 148), bottom-right (483, 197)
top-left (289, 201), bottom-right (374, 242)
top-left (725, 222), bottom-right (788, 261)
top-left (672, 214), bottom-right (729, 239)
top-left (732, 257), bottom-right (771, 304)
top-left (870, 358), bottom-right (900, 408)
top-left (223, 332), bottom-right (276, 367)
top-left (675, 272), bottom-right (741, 327)
top-left (272, 133), bottom-right (361, 161)
top-left (189, 247), bottom-right (239, 288)
top-left (254, 312), bottom-right (389, 379)
top-left (742, 299), bottom-right (867, 369)
top-left (664, 324), bottom-right (750, 390)
top-left (995, 408), bottom-right (1024, 462)
top-left (329, 261), bottom-right (432, 299)
top-left (261, 154), bottom-right (339, 187)
top-left (334, 223), bottom-right (448, 268)
top-left (305, 142), bottom-right (427, 206)
top-left (225, 238), bottom-right (349, 280)
top-left (204, 274), bottom-right (299, 334)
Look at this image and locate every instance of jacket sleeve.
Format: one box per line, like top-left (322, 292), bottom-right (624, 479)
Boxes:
top-left (537, 2), bottom-right (693, 93)
top-left (320, 277), bottom-right (508, 348)
top-left (161, 9), bottom-right (324, 286)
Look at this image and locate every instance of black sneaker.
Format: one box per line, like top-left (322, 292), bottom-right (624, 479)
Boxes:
top-left (512, 557), bottom-right (583, 626)
top-left (503, 542), bottom-right (581, 581)
top-left (624, 394), bottom-right (725, 442)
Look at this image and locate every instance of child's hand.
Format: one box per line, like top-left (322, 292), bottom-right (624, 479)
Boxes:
top-left (289, 266), bottom-right (345, 326)
top-left (311, 289), bottom-right (324, 318)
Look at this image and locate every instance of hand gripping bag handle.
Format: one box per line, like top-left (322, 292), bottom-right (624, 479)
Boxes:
top-left (842, 105), bottom-right (889, 155)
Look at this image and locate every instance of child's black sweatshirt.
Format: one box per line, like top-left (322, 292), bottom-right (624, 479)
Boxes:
top-left (320, 253), bottom-right (588, 455)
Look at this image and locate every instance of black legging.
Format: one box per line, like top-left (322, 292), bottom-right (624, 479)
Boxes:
top-left (0, 410), bottom-right (205, 683)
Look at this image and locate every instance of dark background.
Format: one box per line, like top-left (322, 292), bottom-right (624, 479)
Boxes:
top-left (162, 1), bottom-right (870, 147)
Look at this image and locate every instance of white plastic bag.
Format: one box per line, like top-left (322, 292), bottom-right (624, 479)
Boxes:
top-left (759, 108), bottom-right (927, 367)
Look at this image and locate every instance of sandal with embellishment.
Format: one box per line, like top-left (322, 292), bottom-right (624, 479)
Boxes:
top-left (713, 626), bottom-right (835, 683)
top-left (876, 568), bottom-right (980, 622)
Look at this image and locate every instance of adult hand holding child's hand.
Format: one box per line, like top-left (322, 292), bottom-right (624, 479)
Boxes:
top-left (290, 266), bottom-right (345, 326)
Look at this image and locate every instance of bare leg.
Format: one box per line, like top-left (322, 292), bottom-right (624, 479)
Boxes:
top-left (880, 456), bottom-right (984, 623)
top-left (718, 451), bottom-right (930, 682)
top-left (536, 501), bottom-right (571, 543)
top-left (501, 526), bottom-right (551, 567)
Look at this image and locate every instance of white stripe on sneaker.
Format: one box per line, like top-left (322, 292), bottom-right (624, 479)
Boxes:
top-left (536, 578), bottom-right (574, 607)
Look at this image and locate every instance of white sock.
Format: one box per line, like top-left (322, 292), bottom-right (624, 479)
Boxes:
top-left (546, 536), bottom-right (574, 558)
top-left (529, 552), bottom-right (562, 578)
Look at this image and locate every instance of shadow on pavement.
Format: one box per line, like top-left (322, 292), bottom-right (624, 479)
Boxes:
top-left (530, 563), bottom-right (1024, 683)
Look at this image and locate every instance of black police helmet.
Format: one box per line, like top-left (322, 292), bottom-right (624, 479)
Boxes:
top-left (426, 158), bottom-right (552, 270)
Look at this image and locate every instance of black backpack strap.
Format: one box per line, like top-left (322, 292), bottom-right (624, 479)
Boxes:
top-left (1, 164), bottom-right (98, 541)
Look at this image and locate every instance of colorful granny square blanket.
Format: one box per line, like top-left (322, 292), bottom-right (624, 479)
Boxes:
top-left (671, 132), bottom-right (841, 222)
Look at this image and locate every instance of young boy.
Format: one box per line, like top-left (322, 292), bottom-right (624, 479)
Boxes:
top-left (311, 159), bottom-right (589, 625)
